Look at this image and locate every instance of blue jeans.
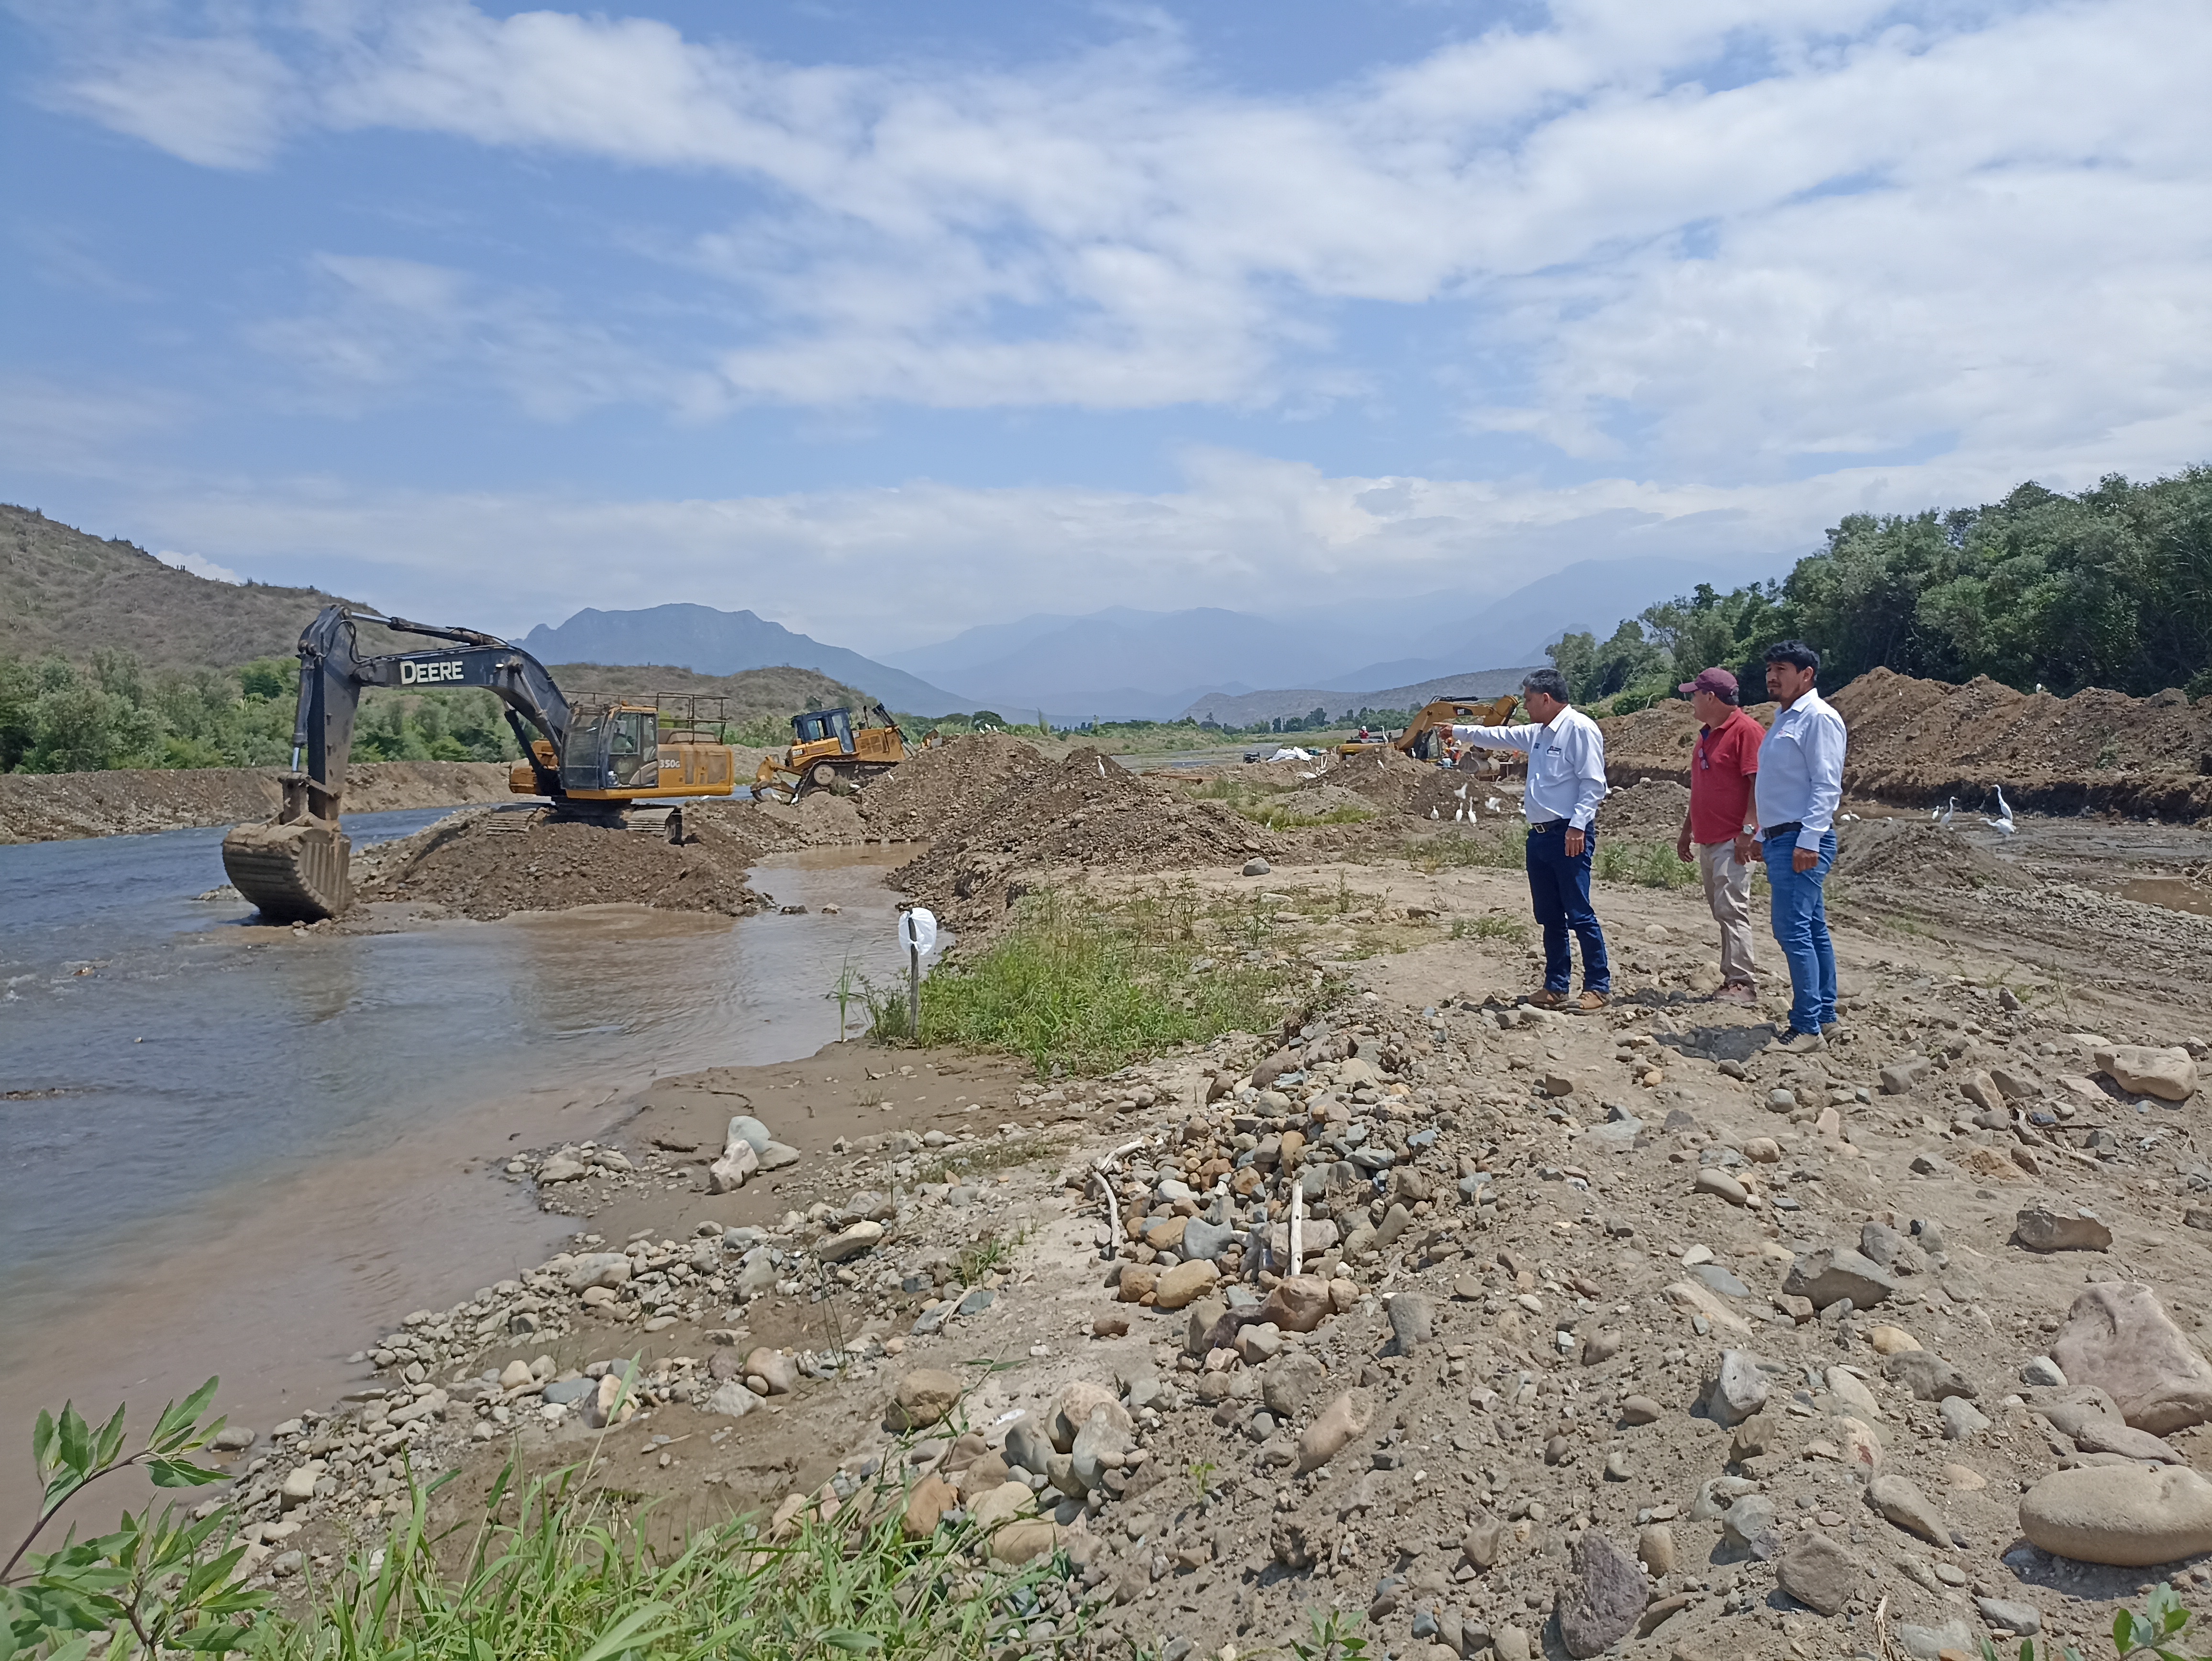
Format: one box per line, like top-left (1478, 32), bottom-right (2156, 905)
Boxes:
top-left (1765, 829), bottom-right (1838, 1034)
top-left (1526, 823), bottom-right (1610, 994)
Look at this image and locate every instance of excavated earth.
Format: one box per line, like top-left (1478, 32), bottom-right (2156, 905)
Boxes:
top-left (0, 760), bottom-right (516, 843)
top-left (1602, 671), bottom-right (2212, 822)
top-left (193, 847), bottom-right (2212, 1661)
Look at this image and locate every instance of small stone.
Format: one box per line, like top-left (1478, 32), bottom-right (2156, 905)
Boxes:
top-left (1620, 1394), bottom-right (1662, 1425)
top-left (1462, 1509), bottom-right (1506, 1569)
top-left (744, 1347), bottom-right (799, 1395)
top-left (1603, 1450), bottom-right (1632, 1481)
top-left (1767, 1088), bottom-right (1796, 1112)
top-left (902, 1474), bottom-right (958, 1538)
top-left (1493, 1625), bottom-right (1530, 1661)
top-left (1703, 1350), bottom-right (1773, 1426)
top-left (1694, 1169), bottom-right (1747, 1207)
top-left (887, 1368), bottom-right (962, 1430)
top-left (1939, 1396), bottom-right (1991, 1440)
top-left (2052, 1281), bottom-right (2212, 1433)
top-left (2093, 1043), bottom-right (2198, 1102)
top-left (1297, 1388), bottom-right (1376, 1473)
top-left (1388, 1292), bottom-right (1433, 1353)
top-left (1263, 1351), bottom-right (1328, 1418)
top-left (1783, 1246), bottom-right (1899, 1310)
top-left (1005, 1417), bottom-right (1054, 1474)
top-left (1152, 1258), bottom-right (1220, 1310)
top-left (1975, 1595), bottom-right (2042, 1636)
top-left (2013, 1207), bottom-right (2112, 1252)
top-left (816, 1221), bottom-right (884, 1263)
top-left (1865, 1323), bottom-right (1921, 1355)
top-left (1867, 1472), bottom-right (1949, 1545)
top-left (1243, 858), bottom-right (1272, 877)
top-left (2021, 1355), bottom-right (2066, 1387)
top-left (498, 1360), bottom-right (534, 1391)
top-left (1257, 1273), bottom-right (1334, 1333)
top-left (1776, 1530), bottom-right (1861, 1616)
top-left (1886, 1350), bottom-right (1974, 1402)
top-left (1637, 1522), bottom-right (1676, 1575)
top-left (1722, 1494), bottom-right (1775, 1545)
top-left (1824, 1366), bottom-right (1880, 1418)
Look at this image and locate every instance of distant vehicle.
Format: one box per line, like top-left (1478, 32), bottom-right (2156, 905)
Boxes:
top-left (753, 703), bottom-right (914, 803)
top-left (1336, 693), bottom-right (1525, 778)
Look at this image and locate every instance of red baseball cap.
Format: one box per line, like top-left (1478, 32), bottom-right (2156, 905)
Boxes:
top-left (1679, 667), bottom-right (1738, 698)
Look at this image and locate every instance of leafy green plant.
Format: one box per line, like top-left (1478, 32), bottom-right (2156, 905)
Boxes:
top-left (1975, 1583), bottom-right (2206, 1661)
top-left (1291, 1605), bottom-right (1371, 1661)
top-left (1186, 1460), bottom-right (1218, 1504)
top-left (4, 1377), bottom-right (264, 1660)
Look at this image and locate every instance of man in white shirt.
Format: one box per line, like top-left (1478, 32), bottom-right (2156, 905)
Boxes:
top-left (1752, 640), bottom-right (1848, 1052)
top-left (1452, 668), bottom-right (1612, 1011)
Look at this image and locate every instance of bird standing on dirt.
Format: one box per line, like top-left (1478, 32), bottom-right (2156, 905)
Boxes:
top-left (1984, 786), bottom-right (2016, 836)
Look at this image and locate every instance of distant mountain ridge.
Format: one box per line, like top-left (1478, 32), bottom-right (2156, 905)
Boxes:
top-left (520, 604), bottom-right (967, 716)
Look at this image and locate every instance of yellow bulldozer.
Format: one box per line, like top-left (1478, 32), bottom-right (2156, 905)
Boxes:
top-left (752, 702), bottom-right (913, 804)
top-left (1336, 693), bottom-right (1524, 776)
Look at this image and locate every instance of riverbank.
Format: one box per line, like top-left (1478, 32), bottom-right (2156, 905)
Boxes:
top-left (0, 759), bottom-right (518, 842)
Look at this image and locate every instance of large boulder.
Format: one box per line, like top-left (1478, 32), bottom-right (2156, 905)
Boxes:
top-left (2051, 1283), bottom-right (2212, 1434)
top-left (2019, 1465), bottom-right (2212, 1566)
top-left (2094, 1045), bottom-right (2199, 1103)
top-left (1783, 1246), bottom-right (1898, 1310)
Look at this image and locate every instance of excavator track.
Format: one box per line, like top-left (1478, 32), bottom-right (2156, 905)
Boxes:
top-left (221, 820), bottom-right (353, 923)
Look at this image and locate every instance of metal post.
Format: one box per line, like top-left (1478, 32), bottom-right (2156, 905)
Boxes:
top-left (907, 941), bottom-right (920, 1043)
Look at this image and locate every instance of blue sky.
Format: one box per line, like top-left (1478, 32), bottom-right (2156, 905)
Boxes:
top-left (5, 0), bottom-right (2208, 653)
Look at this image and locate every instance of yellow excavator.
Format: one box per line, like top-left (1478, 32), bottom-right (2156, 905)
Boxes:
top-left (752, 702), bottom-right (912, 804)
top-left (221, 606), bottom-right (739, 922)
top-left (1336, 693), bottom-right (1524, 775)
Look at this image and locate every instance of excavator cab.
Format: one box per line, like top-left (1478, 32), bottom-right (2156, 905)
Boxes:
top-left (562, 705), bottom-right (658, 791)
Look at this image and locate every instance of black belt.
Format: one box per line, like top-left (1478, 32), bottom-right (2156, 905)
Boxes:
top-left (1528, 820), bottom-right (1583, 833)
top-left (1763, 821), bottom-right (1803, 839)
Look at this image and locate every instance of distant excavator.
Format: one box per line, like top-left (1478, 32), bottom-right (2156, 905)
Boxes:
top-left (1336, 693), bottom-right (1525, 776)
top-left (751, 702), bottom-right (914, 804)
top-left (221, 606), bottom-right (738, 922)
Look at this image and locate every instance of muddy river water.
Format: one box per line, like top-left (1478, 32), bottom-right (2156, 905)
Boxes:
top-left (0, 811), bottom-right (924, 1476)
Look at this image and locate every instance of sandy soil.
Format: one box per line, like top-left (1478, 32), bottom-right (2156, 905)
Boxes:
top-left (0, 761), bottom-right (518, 842)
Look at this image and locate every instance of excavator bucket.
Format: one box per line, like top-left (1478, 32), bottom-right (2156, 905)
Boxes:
top-left (221, 819), bottom-right (353, 923)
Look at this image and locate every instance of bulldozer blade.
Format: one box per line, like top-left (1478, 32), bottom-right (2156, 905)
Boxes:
top-left (221, 820), bottom-right (353, 923)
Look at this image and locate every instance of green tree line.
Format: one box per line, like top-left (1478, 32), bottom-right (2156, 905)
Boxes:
top-left (0, 651), bottom-right (521, 774)
top-left (1548, 466), bottom-right (2212, 710)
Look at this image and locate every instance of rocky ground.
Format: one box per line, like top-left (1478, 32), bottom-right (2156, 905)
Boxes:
top-left (180, 838), bottom-right (2212, 1661)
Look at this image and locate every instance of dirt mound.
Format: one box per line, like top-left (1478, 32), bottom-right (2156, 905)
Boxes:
top-left (0, 761), bottom-right (515, 844)
top-left (1603, 670), bottom-right (2212, 820)
top-left (893, 746), bottom-right (1280, 935)
top-left (1828, 816), bottom-right (2034, 894)
top-left (1597, 777), bottom-right (1692, 841)
top-left (1275, 784), bottom-right (1372, 818)
top-left (857, 733), bottom-right (1051, 843)
top-left (354, 810), bottom-right (768, 919)
top-left (1330, 744), bottom-right (1431, 811)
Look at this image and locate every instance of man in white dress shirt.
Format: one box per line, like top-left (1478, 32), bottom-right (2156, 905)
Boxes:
top-left (1451, 668), bottom-right (1612, 1011)
top-left (1752, 640), bottom-right (1848, 1052)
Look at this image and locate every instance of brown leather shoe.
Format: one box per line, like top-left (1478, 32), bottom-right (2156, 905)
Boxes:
top-left (1571, 991), bottom-right (1610, 1013)
top-left (1526, 990), bottom-right (1568, 1009)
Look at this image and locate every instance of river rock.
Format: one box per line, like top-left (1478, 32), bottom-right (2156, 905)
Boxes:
top-left (1824, 1366), bottom-right (1880, 1418)
top-left (705, 1380), bottom-right (760, 1417)
top-left (1620, 1395), bottom-right (1662, 1425)
top-left (537, 1155), bottom-right (587, 1183)
top-left (1070, 1404), bottom-right (1133, 1492)
top-left (563, 1252), bottom-right (632, 1292)
top-left (542, 1376), bottom-right (595, 1406)
top-left (707, 1143), bottom-right (759, 1193)
top-left (1004, 1416), bottom-right (1054, 1474)
top-left (969, 1480), bottom-right (1038, 1531)
top-left (1388, 1292), bottom-right (1433, 1353)
top-left (1181, 1217), bottom-right (1237, 1262)
top-left (1049, 1381), bottom-right (1131, 1452)
top-left (1694, 1168), bottom-right (1747, 1206)
top-left (1553, 1530), bottom-right (1643, 1658)
top-left (758, 1141), bottom-right (801, 1172)
top-left (1868, 1473), bottom-right (1948, 1544)
top-left (725, 1115), bottom-right (773, 1152)
top-left (2018, 1464), bottom-right (2212, 1565)
top-left (1462, 1509), bottom-right (1505, 1569)
top-left (1297, 1388), bottom-right (1376, 1473)
top-left (1152, 1258), bottom-right (1219, 1310)
top-left (817, 1221), bottom-right (883, 1263)
top-left (1940, 1396), bottom-right (1991, 1440)
top-left (2094, 1044), bottom-right (2199, 1102)
top-left (1263, 1351), bottom-right (1328, 1417)
top-left (1777, 1530), bottom-right (1861, 1615)
top-left (2052, 1282), bottom-right (2212, 1433)
top-left (1637, 1523), bottom-right (1676, 1575)
top-left (1896, 1619), bottom-right (1972, 1661)
top-left (1886, 1350), bottom-right (1974, 1402)
top-left (1783, 1246), bottom-right (1898, 1310)
top-left (902, 1474), bottom-right (957, 1538)
top-left (887, 1368), bottom-right (962, 1430)
top-left (1259, 1274), bottom-right (1334, 1333)
top-left (1976, 1595), bottom-right (2042, 1635)
top-left (744, 1348), bottom-right (798, 1395)
top-left (991, 1519), bottom-right (1062, 1565)
top-left (2014, 1207), bottom-right (2112, 1252)
top-left (1703, 1350), bottom-right (1774, 1426)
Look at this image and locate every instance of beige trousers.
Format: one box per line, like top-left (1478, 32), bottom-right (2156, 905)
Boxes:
top-left (1696, 840), bottom-right (1758, 985)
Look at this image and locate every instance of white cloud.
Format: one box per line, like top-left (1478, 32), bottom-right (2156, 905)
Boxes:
top-left (123, 441), bottom-right (2116, 654)
top-left (155, 548), bottom-right (242, 583)
top-left (29, 0), bottom-right (2212, 457)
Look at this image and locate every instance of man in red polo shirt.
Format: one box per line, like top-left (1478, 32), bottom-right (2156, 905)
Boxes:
top-left (1673, 667), bottom-right (1763, 1007)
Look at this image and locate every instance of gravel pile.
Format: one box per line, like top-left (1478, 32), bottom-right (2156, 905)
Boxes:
top-left (355, 811), bottom-right (769, 919)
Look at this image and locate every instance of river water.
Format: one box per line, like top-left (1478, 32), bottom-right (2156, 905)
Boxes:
top-left (0, 811), bottom-right (921, 1489)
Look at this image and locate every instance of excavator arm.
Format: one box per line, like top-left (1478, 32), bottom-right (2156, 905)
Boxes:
top-left (223, 606), bottom-right (574, 921)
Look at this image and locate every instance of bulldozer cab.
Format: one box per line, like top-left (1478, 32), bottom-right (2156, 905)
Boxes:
top-left (792, 708), bottom-right (858, 753)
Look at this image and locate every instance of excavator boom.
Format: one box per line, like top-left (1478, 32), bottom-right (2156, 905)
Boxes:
top-left (222, 606), bottom-right (736, 923)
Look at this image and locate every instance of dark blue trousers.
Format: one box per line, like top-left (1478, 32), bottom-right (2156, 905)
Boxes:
top-left (1526, 822), bottom-right (1610, 994)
